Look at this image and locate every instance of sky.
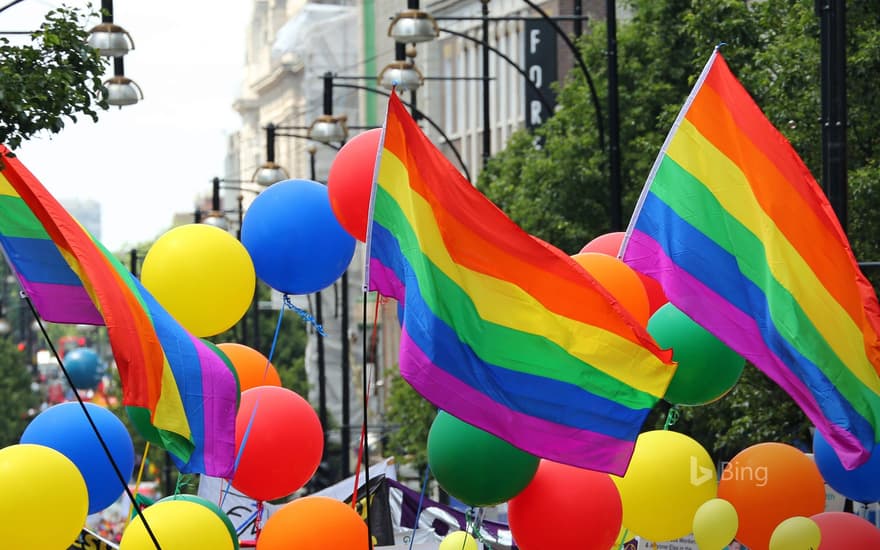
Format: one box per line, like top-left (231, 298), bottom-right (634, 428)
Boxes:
top-left (5, 0), bottom-right (252, 251)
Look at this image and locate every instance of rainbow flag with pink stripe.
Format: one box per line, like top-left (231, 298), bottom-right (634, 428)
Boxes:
top-left (366, 93), bottom-right (676, 475)
top-left (0, 146), bottom-right (238, 476)
top-left (621, 50), bottom-right (880, 469)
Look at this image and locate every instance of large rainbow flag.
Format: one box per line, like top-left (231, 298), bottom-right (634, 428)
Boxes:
top-left (366, 93), bottom-right (677, 475)
top-left (621, 49), bottom-right (880, 469)
top-left (0, 145), bottom-right (238, 477)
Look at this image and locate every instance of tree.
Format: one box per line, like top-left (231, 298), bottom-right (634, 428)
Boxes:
top-left (0, 5), bottom-right (108, 152)
top-left (0, 336), bottom-right (40, 447)
top-left (383, 369), bottom-right (436, 473)
top-left (479, 0), bottom-right (880, 457)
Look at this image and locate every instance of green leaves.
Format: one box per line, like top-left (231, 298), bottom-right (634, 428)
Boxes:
top-left (0, 5), bottom-right (109, 151)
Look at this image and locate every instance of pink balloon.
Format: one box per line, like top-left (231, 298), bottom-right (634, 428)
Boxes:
top-left (579, 232), bottom-right (625, 256)
top-left (812, 511), bottom-right (880, 548)
top-left (327, 128), bottom-right (382, 242)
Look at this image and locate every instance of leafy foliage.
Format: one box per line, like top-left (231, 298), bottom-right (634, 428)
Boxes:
top-left (480, 0), bottom-right (880, 457)
top-left (383, 369), bottom-right (436, 472)
top-left (0, 5), bottom-right (108, 151)
top-left (0, 337), bottom-right (40, 447)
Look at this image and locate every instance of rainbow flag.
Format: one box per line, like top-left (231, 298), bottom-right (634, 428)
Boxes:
top-left (366, 94), bottom-right (676, 475)
top-left (621, 50), bottom-right (880, 469)
top-left (0, 146), bottom-right (238, 477)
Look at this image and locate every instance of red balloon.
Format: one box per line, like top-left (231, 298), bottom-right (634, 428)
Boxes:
top-left (636, 271), bottom-right (669, 316)
top-left (718, 443), bottom-right (825, 550)
top-left (579, 232), bottom-right (625, 256)
top-left (811, 511), bottom-right (880, 548)
top-left (508, 460), bottom-right (622, 550)
top-left (327, 128), bottom-right (382, 242)
top-left (231, 386), bottom-right (323, 501)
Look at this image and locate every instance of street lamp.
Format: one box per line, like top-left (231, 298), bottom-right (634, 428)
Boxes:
top-left (85, 0), bottom-right (143, 108)
top-left (378, 43), bottom-right (424, 92)
top-left (388, 0), bottom-right (438, 43)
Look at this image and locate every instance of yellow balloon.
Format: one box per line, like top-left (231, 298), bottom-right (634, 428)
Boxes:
top-left (612, 430), bottom-right (716, 542)
top-left (693, 498), bottom-right (738, 549)
top-left (439, 531), bottom-right (479, 550)
top-left (141, 224), bottom-right (255, 337)
top-left (0, 444), bottom-right (88, 548)
top-left (120, 500), bottom-right (236, 550)
top-left (769, 516), bottom-right (821, 550)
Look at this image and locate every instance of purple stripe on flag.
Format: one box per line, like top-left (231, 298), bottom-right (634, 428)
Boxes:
top-left (194, 336), bottom-right (238, 478)
top-left (399, 327), bottom-right (635, 475)
top-left (21, 279), bottom-right (103, 325)
top-left (626, 229), bottom-right (868, 463)
top-left (368, 257), bottom-right (406, 305)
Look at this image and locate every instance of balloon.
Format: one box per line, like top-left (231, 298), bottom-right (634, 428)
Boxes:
top-left (647, 303), bottom-right (745, 405)
top-left (718, 443), bottom-right (825, 550)
top-left (21, 402), bottom-right (134, 514)
top-left (579, 231), bottom-right (625, 256)
top-left (571, 252), bottom-right (650, 326)
top-left (440, 531), bottom-right (479, 550)
top-left (0, 444), bottom-right (87, 548)
top-left (257, 496), bottom-right (367, 550)
top-left (217, 342), bottom-right (281, 392)
top-left (327, 128), bottom-right (382, 241)
top-left (231, 386), bottom-right (324, 501)
top-left (64, 347), bottom-right (105, 389)
top-left (241, 179), bottom-right (356, 294)
top-left (636, 271), bottom-right (669, 317)
top-left (120, 499), bottom-right (236, 549)
top-left (811, 511), bottom-right (880, 548)
top-left (612, 430), bottom-right (716, 542)
top-left (159, 494), bottom-right (239, 549)
top-left (693, 498), bottom-right (738, 550)
top-left (427, 411), bottom-right (539, 507)
top-left (813, 429), bottom-right (880, 503)
top-left (509, 460), bottom-right (622, 550)
top-left (769, 516), bottom-right (821, 550)
top-left (141, 223), bottom-right (255, 337)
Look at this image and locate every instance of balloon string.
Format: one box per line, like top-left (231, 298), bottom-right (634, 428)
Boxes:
top-left (618, 528), bottom-right (629, 550)
top-left (222, 306), bottom-right (287, 508)
top-left (126, 441), bottom-right (151, 528)
top-left (283, 293), bottom-right (326, 335)
top-left (663, 406), bottom-right (680, 430)
top-left (408, 464), bottom-right (431, 550)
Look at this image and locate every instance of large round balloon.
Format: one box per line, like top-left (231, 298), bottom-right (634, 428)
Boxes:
top-left (231, 386), bottom-right (324, 501)
top-left (159, 494), bottom-right (239, 549)
top-left (21, 402), bottom-right (134, 514)
top-left (327, 128), bottom-right (382, 242)
top-left (811, 511), bottom-right (880, 548)
top-left (813, 429), bottom-right (880, 503)
top-left (579, 231), bottom-right (625, 256)
top-left (217, 342), bottom-right (281, 392)
top-left (0, 444), bottom-right (88, 548)
top-left (120, 498), bottom-right (237, 549)
top-left (769, 516), bottom-right (821, 550)
top-left (440, 531), bottom-right (479, 550)
top-left (612, 430), bottom-right (716, 542)
top-left (141, 223), bottom-right (256, 337)
top-left (571, 252), bottom-right (650, 326)
top-left (648, 303), bottom-right (745, 405)
top-left (717, 443), bottom-right (825, 550)
top-left (508, 460), bottom-right (622, 550)
top-left (427, 411), bottom-right (539, 507)
top-left (241, 179), bottom-right (356, 294)
top-left (257, 496), bottom-right (367, 550)
top-left (64, 347), bottom-right (105, 389)
top-left (692, 498), bottom-right (738, 550)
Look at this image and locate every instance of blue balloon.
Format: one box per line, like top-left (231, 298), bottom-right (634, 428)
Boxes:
top-left (64, 347), bottom-right (105, 389)
top-left (241, 179), bottom-right (356, 294)
top-left (21, 402), bottom-right (135, 514)
top-left (813, 430), bottom-right (880, 503)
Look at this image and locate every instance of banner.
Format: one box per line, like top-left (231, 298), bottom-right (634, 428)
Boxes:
top-left (68, 528), bottom-right (118, 550)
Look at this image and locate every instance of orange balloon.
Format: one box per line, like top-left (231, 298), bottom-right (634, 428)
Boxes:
top-left (571, 253), bottom-right (651, 326)
top-left (257, 496), bottom-right (367, 550)
top-left (216, 343), bottom-right (281, 392)
top-left (718, 443), bottom-right (825, 550)
top-left (579, 232), bottom-right (625, 256)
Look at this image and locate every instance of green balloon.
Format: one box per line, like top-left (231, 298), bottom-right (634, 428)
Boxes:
top-left (427, 411), bottom-right (539, 507)
top-left (648, 303), bottom-right (745, 406)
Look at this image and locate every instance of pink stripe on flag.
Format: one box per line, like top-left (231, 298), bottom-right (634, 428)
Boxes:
top-left (399, 328), bottom-right (636, 475)
top-left (193, 335), bottom-right (238, 478)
